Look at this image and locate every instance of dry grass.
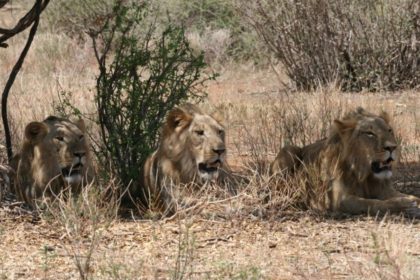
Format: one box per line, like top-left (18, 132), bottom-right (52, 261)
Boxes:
top-left (1, 8), bottom-right (420, 279)
top-left (1, 211), bottom-right (420, 279)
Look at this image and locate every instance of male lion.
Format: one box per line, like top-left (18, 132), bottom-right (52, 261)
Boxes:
top-left (13, 116), bottom-right (94, 207)
top-left (134, 103), bottom-right (228, 215)
top-left (270, 107), bottom-right (420, 215)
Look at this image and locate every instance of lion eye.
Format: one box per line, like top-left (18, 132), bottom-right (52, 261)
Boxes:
top-left (79, 135), bottom-right (84, 140)
top-left (364, 132), bottom-right (376, 138)
top-left (195, 130), bottom-right (204, 136)
top-left (55, 136), bottom-right (65, 142)
top-left (218, 130), bottom-right (224, 135)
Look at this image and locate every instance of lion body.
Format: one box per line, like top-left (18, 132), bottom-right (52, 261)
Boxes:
top-left (271, 108), bottom-right (420, 215)
top-left (13, 116), bottom-right (94, 207)
top-left (135, 103), bottom-right (227, 215)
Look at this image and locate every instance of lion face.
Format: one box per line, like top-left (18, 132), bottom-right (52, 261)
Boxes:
top-left (187, 113), bottom-right (226, 181)
top-left (334, 109), bottom-right (398, 181)
top-left (161, 104), bottom-right (226, 183)
top-left (47, 117), bottom-right (90, 185)
top-left (24, 116), bottom-right (91, 187)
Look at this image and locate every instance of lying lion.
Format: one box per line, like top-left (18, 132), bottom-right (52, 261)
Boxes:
top-left (270, 107), bottom-right (420, 215)
top-left (131, 103), bottom-right (228, 215)
top-left (12, 116), bottom-right (94, 208)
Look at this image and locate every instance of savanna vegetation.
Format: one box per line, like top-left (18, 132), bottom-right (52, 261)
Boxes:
top-left (0, 0), bottom-right (420, 279)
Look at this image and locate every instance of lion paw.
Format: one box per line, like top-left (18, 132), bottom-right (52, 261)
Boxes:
top-left (388, 197), bottom-right (419, 210)
top-left (403, 196), bottom-right (420, 208)
top-left (405, 207), bottom-right (420, 218)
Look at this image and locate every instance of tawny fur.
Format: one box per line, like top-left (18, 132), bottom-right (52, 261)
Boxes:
top-left (134, 103), bottom-right (227, 215)
top-left (13, 116), bottom-right (94, 208)
top-left (271, 107), bottom-right (420, 215)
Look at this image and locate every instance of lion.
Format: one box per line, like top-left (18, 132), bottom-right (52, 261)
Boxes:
top-left (270, 107), bottom-right (420, 215)
top-left (132, 103), bottom-right (228, 215)
top-left (12, 116), bottom-right (94, 208)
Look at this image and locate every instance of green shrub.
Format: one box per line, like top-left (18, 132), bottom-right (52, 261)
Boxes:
top-left (88, 1), bottom-right (214, 188)
top-left (243, 0), bottom-right (420, 91)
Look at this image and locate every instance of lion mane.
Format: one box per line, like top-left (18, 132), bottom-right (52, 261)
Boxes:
top-left (271, 107), bottom-right (420, 215)
top-left (133, 103), bottom-right (227, 215)
top-left (12, 116), bottom-right (94, 207)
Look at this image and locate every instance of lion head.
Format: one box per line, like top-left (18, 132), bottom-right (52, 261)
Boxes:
top-left (14, 116), bottom-right (93, 206)
top-left (158, 103), bottom-right (226, 183)
top-left (328, 107), bottom-right (398, 182)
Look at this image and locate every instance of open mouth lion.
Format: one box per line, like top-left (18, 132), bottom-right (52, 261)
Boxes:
top-left (198, 159), bottom-right (222, 175)
top-left (139, 103), bottom-right (228, 215)
top-left (269, 107), bottom-right (420, 215)
top-left (371, 158), bottom-right (393, 174)
top-left (13, 116), bottom-right (94, 207)
top-left (61, 163), bottom-right (84, 184)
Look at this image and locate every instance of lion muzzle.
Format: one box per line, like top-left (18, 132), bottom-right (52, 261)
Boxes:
top-left (371, 147), bottom-right (397, 180)
top-left (371, 157), bottom-right (393, 179)
top-left (197, 158), bottom-right (223, 181)
top-left (61, 162), bottom-right (84, 185)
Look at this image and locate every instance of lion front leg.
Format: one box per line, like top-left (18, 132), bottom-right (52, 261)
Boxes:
top-left (329, 179), bottom-right (418, 215)
top-left (375, 184), bottom-right (420, 204)
top-left (338, 195), bottom-right (418, 215)
top-left (155, 185), bottom-right (177, 217)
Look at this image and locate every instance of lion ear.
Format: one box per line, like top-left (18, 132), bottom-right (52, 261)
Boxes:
top-left (334, 119), bottom-right (356, 136)
top-left (380, 111), bottom-right (390, 124)
top-left (166, 107), bottom-right (193, 132)
top-left (24, 122), bottom-right (48, 143)
top-left (211, 110), bottom-right (225, 126)
top-left (75, 119), bottom-right (86, 133)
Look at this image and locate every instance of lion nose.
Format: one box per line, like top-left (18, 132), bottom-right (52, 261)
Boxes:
top-left (74, 152), bottom-right (86, 158)
top-left (213, 148), bottom-right (225, 156)
top-left (384, 143), bottom-right (397, 153)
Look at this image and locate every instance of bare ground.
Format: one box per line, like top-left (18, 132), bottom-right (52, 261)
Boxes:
top-left (1, 202), bottom-right (420, 279)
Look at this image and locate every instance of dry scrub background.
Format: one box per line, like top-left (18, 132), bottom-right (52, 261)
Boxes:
top-left (1, 4), bottom-right (420, 280)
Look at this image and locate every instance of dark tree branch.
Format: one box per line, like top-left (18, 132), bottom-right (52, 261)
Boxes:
top-left (1, 0), bottom-right (49, 161)
top-left (0, 0), bottom-right (49, 48)
top-left (0, 0), bottom-right (8, 9)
